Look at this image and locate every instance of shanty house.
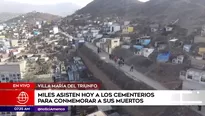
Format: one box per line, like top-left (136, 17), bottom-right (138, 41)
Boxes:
top-left (101, 38), bottom-right (120, 54)
top-left (179, 68), bottom-right (205, 111)
top-left (150, 24), bottom-right (159, 32)
top-left (122, 26), bottom-right (134, 34)
top-left (165, 26), bottom-right (173, 32)
top-left (183, 45), bottom-right (192, 52)
top-left (157, 52), bottom-right (170, 62)
top-left (136, 48), bottom-right (155, 58)
top-left (104, 23), bottom-right (121, 34)
top-left (180, 68), bottom-right (205, 90)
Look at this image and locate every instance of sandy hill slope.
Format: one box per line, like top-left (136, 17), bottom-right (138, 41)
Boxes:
top-left (76, 0), bottom-right (142, 17)
top-left (76, 0), bottom-right (205, 33)
top-left (5, 12), bottom-right (61, 24)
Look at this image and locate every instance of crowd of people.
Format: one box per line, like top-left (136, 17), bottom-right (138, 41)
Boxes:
top-left (109, 54), bottom-right (125, 66)
top-left (97, 47), bottom-right (134, 72)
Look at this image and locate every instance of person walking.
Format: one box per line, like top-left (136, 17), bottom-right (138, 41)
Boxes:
top-left (97, 47), bottom-right (101, 53)
top-left (114, 56), bottom-right (118, 63)
top-left (121, 57), bottom-right (125, 65)
top-left (109, 54), bottom-right (111, 59)
top-left (117, 58), bottom-right (120, 65)
top-left (130, 65), bottom-right (134, 72)
top-left (118, 59), bottom-right (122, 67)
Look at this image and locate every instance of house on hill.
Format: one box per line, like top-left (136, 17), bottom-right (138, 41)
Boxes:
top-left (103, 23), bottom-right (121, 35)
top-left (149, 24), bottom-right (159, 32)
top-left (180, 68), bottom-right (205, 112)
top-left (165, 25), bottom-right (173, 32)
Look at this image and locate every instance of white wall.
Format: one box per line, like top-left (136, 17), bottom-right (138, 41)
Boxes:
top-left (110, 38), bottom-right (120, 49)
top-left (53, 27), bottom-right (59, 34)
top-left (38, 25), bottom-right (42, 29)
top-left (0, 25), bottom-right (3, 30)
top-left (182, 80), bottom-right (205, 90)
top-left (111, 25), bottom-right (121, 32)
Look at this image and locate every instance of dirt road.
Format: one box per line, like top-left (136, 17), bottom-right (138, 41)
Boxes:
top-left (78, 51), bottom-right (162, 116)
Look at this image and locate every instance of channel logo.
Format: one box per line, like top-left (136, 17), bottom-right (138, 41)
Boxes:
top-left (17, 91), bottom-right (29, 104)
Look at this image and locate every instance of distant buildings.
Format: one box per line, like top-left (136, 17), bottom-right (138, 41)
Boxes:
top-left (0, 61), bottom-right (26, 83)
top-left (0, 38), bottom-right (11, 52)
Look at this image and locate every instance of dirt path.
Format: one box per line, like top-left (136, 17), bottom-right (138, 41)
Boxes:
top-left (78, 51), bottom-right (120, 90)
top-left (78, 51), bottom-right (163, 116)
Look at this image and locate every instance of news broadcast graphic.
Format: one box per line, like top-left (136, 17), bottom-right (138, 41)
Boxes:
top-left (1, 84), bottom-right (205, 106)
top-left (0, 83), bottom-right (100, 90)
top-left (0, 106), bottom-right (68, 112)
top-left (0, 83), bottom-right (36, 89)
top-left (34, 90), bottom-right (204, 106)
top-left (0, 90), bottom-right (34, 106)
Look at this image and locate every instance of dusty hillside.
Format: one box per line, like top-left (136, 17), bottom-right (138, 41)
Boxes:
top-left (5, 12), bottom-right (61, 24)
top-left (76, 0), bottom-right (142, 17)
top-left (76, 0), bottom-right (205, 33)
top-left (0, 12), bottom-right (21, 22)
top-left (137, 0), bottom-right (205, 33)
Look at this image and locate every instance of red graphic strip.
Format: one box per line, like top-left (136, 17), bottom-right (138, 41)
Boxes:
top-left (0, 83), bottom-right (35, 89)
top-left (0, 90), bottom-right (34, 106)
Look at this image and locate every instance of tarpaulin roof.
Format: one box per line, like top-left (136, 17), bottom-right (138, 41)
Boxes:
top-left (140, 39), bottom-right (151, 46)
top-left (133, 45), bottom-right (144, 50)
top-left (157, 52), bottom-right (170, 62)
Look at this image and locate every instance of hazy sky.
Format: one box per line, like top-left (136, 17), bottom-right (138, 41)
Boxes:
top-left (5, 0), bottom-right (149, 6)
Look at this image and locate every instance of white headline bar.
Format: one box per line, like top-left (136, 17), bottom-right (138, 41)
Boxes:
top-left (34, 90), bottom-right (205, 106)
